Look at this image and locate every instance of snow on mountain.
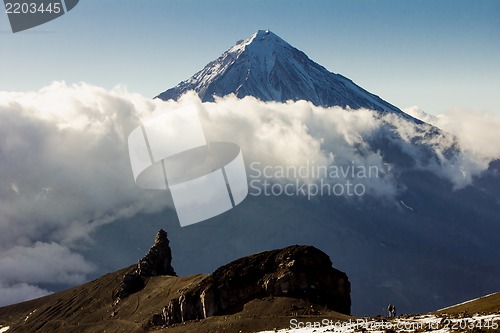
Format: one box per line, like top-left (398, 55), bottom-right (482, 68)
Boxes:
top-left (156, 30), bottom-right (405, 115)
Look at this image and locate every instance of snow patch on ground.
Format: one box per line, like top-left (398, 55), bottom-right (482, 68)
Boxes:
top-left (0, 326), bottom-right (10, 333)
top-left (24, 309), bottom-right (37, 322)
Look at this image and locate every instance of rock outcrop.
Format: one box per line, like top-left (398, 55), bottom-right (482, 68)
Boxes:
top-left (137, 229), bottom-right (176, 276)
top-left (114, 229), bottom-right (176, 301)
top-left (153, 245), bottom-right (350, 326)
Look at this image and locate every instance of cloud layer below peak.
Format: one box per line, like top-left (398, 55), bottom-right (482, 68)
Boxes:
top-left (0, 82), bottom-right (498, 305)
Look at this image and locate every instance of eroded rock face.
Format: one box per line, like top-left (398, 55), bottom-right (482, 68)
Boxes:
top-left (153, 245), bottom-right (350, 326)
top-left (138, 229), bottom-right (176, 277)
top-left (115, 271), bottom-right (144, 300)
top-left (114, 229), bottom-right (176, 301)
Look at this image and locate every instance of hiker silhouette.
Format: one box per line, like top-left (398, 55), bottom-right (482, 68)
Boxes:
top-left (387, 304), bottom-right (396, 317)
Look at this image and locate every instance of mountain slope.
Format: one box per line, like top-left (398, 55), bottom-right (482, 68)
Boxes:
top-left (437, 292), bottom-right (500, 315)
top-left (156, 30), bottom-right (406, 116)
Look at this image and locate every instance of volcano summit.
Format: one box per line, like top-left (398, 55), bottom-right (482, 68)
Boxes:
top-left (157, 30), bottom-right (405, 116)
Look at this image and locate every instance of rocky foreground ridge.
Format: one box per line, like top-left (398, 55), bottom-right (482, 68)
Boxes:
top-left (1, 229), bottom-right (498, 333)
top-left (152, 243), bottom-right (351, 326)
top-left (113, 229), bottom-right (350, 327)
top-left (0, 230), bottom-right (351, 333)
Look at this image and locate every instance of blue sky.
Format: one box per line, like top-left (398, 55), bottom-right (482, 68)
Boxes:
top-left (1, 0), bottom-right (499, 115)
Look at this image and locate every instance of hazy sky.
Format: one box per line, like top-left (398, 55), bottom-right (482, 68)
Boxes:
top-left (1, 0), bottom-right (499, 115)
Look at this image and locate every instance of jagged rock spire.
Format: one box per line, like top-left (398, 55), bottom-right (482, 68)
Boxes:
top-left (114, 229), bottom-right (176, 302)
top-left (138, 229), bottom-right (176, 276)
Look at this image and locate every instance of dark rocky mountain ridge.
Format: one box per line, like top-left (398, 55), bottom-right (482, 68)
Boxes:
top-left (0, 230), bottom-right (351, 333)
top-left (155, 244), bottom-right (350, 327)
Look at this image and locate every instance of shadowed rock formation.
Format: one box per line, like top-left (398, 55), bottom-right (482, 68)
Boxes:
top-left (153, 245), bottom-right (350, 326)
top-left (137, 229), bottom-right (176, 277)
top-left (114, 229), bottom-right (176, 301)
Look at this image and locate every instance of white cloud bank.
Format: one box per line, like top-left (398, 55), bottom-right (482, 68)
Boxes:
top-left (405, 105), bottom-right (500, 162)
top-left (0, 82), bottom-right (169, 306)
top-left (0, 82), bottom-right (498, 306)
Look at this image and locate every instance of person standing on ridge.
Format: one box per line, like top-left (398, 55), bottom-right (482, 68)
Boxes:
top-left (387, 304), bottom-right (394, 317)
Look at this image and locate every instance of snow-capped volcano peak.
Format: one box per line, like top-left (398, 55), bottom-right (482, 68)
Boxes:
top-left (156, 30), bottom-right (404, 115)
top-left (228, 29), bottom-right (286, 54)
top-left (231, 29), bottom-right (295, 74)
top-left (240, 29), bottom-right (288, 50)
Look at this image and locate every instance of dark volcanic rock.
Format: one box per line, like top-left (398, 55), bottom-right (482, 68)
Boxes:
top-left (154, 245), bottom-right (350, 326)
top-left (114, 229), bottom-right (176, 301)
top-left (115, 271), bottom-right (144, 299)
top-left (138, 229), bottom-right (176, 276)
